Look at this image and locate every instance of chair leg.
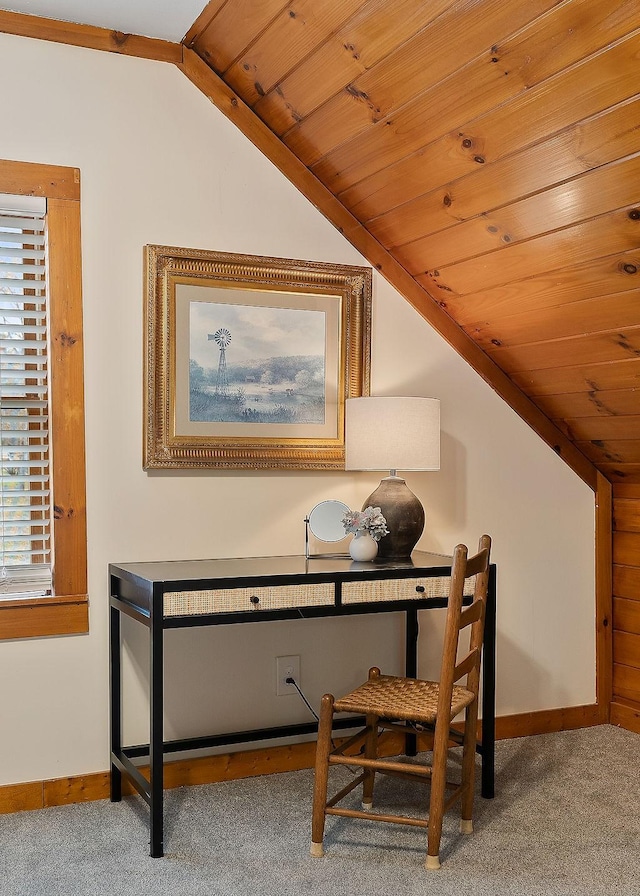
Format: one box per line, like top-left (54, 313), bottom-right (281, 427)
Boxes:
top-left (362, 712), bottom-right (378, 810)
top-left (425, 720), bottom-right (449, 870)
top-left (311, 694), bottom-right (335, 858)
top-left (460, 700), bottom-right (479, 833)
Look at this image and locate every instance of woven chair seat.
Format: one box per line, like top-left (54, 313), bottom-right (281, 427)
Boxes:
top-left (334, 674), bottom-right (475, 725)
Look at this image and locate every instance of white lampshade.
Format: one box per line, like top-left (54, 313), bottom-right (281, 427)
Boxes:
top-left (345, 396), bottom-right (440, 472)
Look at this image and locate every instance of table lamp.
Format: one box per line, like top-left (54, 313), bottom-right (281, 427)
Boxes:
top-left (345, 396), bottom-right (440, 559)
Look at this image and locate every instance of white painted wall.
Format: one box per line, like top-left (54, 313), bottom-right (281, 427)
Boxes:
top-left (0, 32), bottom-right (595, 785)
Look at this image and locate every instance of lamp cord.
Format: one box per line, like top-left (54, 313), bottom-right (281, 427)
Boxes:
top-left (285, 676), bottom-right (319, 722)
top-left (287, 676), bottom-right (362, 771)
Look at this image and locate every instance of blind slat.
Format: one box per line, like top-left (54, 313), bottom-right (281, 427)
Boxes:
top-left (0, 404), bottom-right (48, 413)
top-left (0, 471), bottom-right (49, 481)
top-left (0, 247), bottom-right (45, 260)
top-left (0, 282), bottom-right (47, 292)
top-left (0, 311), bottom-right (47, 322)
top-left (0, 372), bottom-right (48, 381)
top-left (0, 262), bottom-right (46, 275)
top-left (1, 386), bottom-right (48, 398)
top-left (0, 214), bottom-right (44, 233)
top-left (0, 489), bottom-right (49, 499)
top-left (0, 342), bottom-right (46, 352)
top-left (0, 322), bottom-right (47, 334)
top-left (0, 504), bottom-right (51, 526)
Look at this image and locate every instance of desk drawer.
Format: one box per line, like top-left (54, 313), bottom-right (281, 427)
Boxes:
top-left (341, 576), bottom-right (474, 605)
top-left (164, 582), bottom-right (335, 617)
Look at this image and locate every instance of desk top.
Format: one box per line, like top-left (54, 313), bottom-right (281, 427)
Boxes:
top-left (110, 551), bottom-right (456, 590)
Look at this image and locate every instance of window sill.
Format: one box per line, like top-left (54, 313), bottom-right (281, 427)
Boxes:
top-left (0, 594), bottom-right (88, 640)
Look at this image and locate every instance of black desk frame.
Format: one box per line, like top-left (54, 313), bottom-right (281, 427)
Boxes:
top-left (109, 552), bottom-right (496, 857)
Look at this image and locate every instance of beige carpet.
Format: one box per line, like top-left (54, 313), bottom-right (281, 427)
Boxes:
top-left (0, 724), bottom-right (638, 895)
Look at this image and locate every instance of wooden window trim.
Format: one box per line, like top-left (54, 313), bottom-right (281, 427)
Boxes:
top-left (0, 160), bottom-right (87, 639)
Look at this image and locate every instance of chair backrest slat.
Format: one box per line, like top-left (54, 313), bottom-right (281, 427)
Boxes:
top-left (464, 547), bottom-right (489, 578)
top-left (459, 600), bottom-right (483, 629)
top-left (453, 648), bottom-right (478, 683)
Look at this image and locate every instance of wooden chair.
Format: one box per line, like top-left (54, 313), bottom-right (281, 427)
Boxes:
top-left (310, 535), bottom-right (491, 869)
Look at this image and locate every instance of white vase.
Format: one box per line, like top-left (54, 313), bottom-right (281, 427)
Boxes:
top-left (349, 532), bottom-right (378, 562)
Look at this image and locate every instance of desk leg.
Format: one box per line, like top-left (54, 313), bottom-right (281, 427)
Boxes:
top-left (481, 566), bottom-right (496, 799)
top-left (405, 607), bottom-right (419, 756)
top-left (109, 601), bottom-right (122, 803)
top-left (149, 597), bottom-right (164, 858)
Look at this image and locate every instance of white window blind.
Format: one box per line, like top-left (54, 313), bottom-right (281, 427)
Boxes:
top-left (0, 194), bottom-right (51, 598)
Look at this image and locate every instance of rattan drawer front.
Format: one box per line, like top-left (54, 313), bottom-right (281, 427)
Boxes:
top-left (163, 582), bottom-right (335, 617)
top-left (341, 576), bottom-right (474, 605)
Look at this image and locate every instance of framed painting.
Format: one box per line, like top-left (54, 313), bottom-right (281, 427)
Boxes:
top-left (143, 245), bottom-right (371, 469)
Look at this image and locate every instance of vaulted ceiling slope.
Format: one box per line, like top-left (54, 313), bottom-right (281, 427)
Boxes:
top-left (183, 0), bottom-right (640, 486)
top-left (2, 0), bottom-right (639, 487)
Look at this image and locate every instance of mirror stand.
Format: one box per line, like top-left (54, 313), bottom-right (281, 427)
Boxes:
top-left (304, 500), bottom-right (351, 559)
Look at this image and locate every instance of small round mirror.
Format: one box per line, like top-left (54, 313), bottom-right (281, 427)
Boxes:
top-left (308, 500), bottom-right (350, 542)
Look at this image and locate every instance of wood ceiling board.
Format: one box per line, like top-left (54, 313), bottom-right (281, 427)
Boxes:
top-left (512, 358), bottom-right (640, 395)
top-left (539, 389), bottom-right (640, 420)
top-left (253, 0), bottom-right (456, 135)
top-left (428, 207), bottom-right (640, 293)
top-left (313, 28), bottom-right (640, 197)
top-left (602, 464), bottom-right (640, 483)
top-left (465, 290), bottom-right (640, 350)
top-left (222, 0), bottom-right (367, 105)
top-left (390, 153), bottom-right (640, 271)
top-left (576, 441), bottom-right (640, 466)
top-left (315, 128), bottom-right (484, 206)
top-left (190, 0), bottom-right (289, 72)
top-left (432, 251), bottom-right (640, 325)
top-left (559, 416), bottom-right (640, 442)
top-left (488, 328), bottom-right (640, 374)
top-left (343, 95), bottom-right (640, 227)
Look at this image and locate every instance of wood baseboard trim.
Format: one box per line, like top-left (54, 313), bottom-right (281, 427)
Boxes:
top-left (493, 703), bottom-right (603, 739)
top-left (0, 704), bottom-right (607, 816)
top-left (610, 699), bottom-right (640, 734)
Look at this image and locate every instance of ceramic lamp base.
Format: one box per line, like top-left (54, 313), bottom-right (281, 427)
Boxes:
top-left (363, 477), bottom-right (424, 560)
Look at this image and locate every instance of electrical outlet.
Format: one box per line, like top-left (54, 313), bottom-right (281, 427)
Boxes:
top-left (276, 655), bottom-right (300, 696)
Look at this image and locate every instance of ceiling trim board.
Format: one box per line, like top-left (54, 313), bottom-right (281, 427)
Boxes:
top-left (0, 9), bottom-right (182, 63)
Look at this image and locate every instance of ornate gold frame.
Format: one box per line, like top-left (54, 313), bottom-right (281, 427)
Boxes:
top-left (143, 245), bottom-right (371, 469)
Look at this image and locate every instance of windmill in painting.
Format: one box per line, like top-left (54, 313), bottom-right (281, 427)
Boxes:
top-left (209, 328), bottom-right (231, 396)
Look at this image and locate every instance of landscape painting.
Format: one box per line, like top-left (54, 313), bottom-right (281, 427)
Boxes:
top-left (188, 300), bottom-right (326, 426)
top-left (144, 245), bottom-right (371, 469)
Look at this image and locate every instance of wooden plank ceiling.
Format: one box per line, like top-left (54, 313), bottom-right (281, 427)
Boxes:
top-left (185, 0), bottom-right (640, 484)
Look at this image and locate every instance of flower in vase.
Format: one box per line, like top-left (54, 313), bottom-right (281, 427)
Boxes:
top-left (341, 506), bottom-right (389, 542)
